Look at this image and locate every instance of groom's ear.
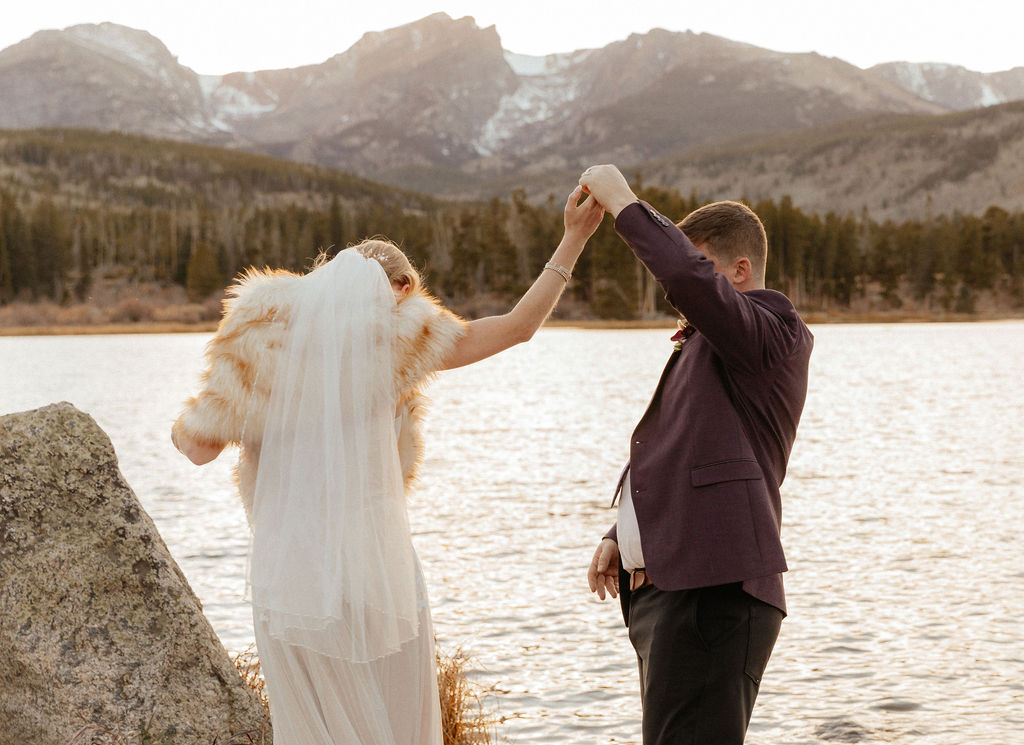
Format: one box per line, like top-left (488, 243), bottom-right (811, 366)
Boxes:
top-left (732, 257), bottom-right (752, 286)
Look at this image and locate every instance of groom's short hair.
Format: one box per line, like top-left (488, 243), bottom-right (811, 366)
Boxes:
top-left (677, 201), bottom-right (767, 281)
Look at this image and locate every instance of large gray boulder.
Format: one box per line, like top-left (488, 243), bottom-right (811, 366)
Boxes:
top-left (0, 403), bottom-right (270, 745)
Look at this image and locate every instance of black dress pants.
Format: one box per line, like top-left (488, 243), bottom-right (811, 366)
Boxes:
top-left (626, 581), bottom-right (783, 745)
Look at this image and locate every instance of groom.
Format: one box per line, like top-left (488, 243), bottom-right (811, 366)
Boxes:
top-left (580, 165), bottom-right (812, 745)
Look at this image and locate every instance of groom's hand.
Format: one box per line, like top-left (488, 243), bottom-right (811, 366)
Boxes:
top-left (579, 165), bottom-right (637, 218)
top-left (588, 538), bottom-right (620, 600)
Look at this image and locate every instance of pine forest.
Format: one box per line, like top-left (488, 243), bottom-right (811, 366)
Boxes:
top-left (1, 129), bottom-right (1022, 326)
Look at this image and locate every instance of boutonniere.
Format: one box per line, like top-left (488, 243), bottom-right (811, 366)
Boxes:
top-left (671, 322), bottom-right (696, 350)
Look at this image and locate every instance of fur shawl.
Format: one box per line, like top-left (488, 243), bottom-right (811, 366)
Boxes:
top-left (173, 267), bottom-right (467, 525)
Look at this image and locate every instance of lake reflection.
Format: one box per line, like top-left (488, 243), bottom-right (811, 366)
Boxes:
top-left (2, 322), bottom-right (1022, 744)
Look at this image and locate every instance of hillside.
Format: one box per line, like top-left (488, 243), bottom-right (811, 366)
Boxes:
top-left (643, 100), bottom-right (1024, 221)
top-left (0, 127), bottom-right (435, 212)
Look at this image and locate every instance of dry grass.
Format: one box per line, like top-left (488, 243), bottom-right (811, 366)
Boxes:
top-left (436, 645), bottom-right (496, 745)
top-left (0, 297), bottom-right (222, 335)
top-left (232, 645), bottom-right (271, 720)
top-left (0, 322), bottom-right (220, 336)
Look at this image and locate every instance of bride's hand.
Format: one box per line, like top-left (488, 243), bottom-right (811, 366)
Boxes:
top-left (172, 421), bottom-right (225, 465)
top-left (563, 185), bottom-right (605, 246)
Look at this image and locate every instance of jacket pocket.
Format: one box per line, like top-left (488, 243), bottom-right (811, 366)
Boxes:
top-left (690, 459), bottom-right (763, 487)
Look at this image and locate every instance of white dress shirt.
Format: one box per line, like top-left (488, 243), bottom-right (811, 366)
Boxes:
top-left (616, 470), bottom-right (646, 572)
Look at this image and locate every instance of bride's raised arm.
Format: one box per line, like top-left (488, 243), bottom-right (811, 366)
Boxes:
top-left (172, 186), bottom-right (604, 468)
top-left (440, 186), bottom-right (604, 370)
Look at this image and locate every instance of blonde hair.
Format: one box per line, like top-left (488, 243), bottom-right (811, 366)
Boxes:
top-left (313, 238), bottom-right (422, 298)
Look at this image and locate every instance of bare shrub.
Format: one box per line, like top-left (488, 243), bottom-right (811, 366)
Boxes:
top-left (202, 297), bottom-right (226, 322)
top-left (437, 645), bottom-right (495, 745)
top-left (107, 298), bottom-right (154, 324)
top-left (151, 304), bottom-right (207, 324)
top-left (231, 645), bottom-right (270, 717)
top-left (56, 304), bottom-right (103, 325)
top-left (0, 301), bottom-right (61, 326)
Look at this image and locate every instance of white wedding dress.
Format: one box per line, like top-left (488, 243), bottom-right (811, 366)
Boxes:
top-left (247, 249), bottom-right (442, 745)
top-left (251, 559), bottom-right (440, 744)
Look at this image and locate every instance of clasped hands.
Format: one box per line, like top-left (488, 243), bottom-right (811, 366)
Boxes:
top-left (579, 165), bottom-right (638, 218)
top-left (562, 164), bottom-right (639, 244)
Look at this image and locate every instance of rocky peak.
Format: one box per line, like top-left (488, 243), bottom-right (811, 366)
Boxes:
top-left (0, 21), bottom-right (214, 138)
top-left (353, 12), bottom-right (494, 50)
top-left (1, 22), bottom-right (188, 84)
top-left (329, 12), bottom-right (508, 82)
top-left (64, 22), bottom-right (185, 75)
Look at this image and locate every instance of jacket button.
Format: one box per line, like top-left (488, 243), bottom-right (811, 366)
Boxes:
top-left (648, 208), bottom-right (668, 226)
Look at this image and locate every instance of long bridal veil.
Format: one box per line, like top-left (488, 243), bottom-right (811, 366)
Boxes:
top-left (248, 248), bottom-right (440, 744)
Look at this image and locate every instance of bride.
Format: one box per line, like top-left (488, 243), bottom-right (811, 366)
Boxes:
top-left (171, 186), bottom-right (603, 744)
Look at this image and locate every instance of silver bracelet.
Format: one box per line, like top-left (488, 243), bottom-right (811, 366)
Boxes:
top-left (544, 261), bottom-right (572, 282)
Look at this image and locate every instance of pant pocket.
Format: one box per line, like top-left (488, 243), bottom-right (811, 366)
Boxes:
top-left (744, 601), bottom-right (783, 686)
top-left (694, 583), bottom-right (747, 650)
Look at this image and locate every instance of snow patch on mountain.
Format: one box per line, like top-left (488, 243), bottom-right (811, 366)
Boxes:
top-left (901, 63), bottom-right (931, 98)
top-left (504, 49), bottom-right (592, 77)
top-left (475, 71), bottom-right (583, 155)
top-left (473, 50), bottom-right (594, 155)
top-left (872, 61), bottom-right (1012, 109)
top-left (978, 82), bottom-right (1003, 107)
top-left (200, 75), bottom-right (279, 126)
top-left (197, 75), bottom-right (223, 99)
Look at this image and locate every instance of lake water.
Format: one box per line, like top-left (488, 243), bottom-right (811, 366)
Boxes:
top-left (2, 323), bottom-right (1023, 744)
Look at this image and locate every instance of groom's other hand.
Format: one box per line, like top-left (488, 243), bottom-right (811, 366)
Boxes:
top-left (579, 165), bottom-right (637, 218)
top-left (588, 538), bottom-right (620, 600)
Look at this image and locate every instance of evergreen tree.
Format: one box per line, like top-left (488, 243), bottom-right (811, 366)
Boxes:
top-left (29, 198), bottom-right (71, 301)
top-left (185, 241), bottom-right (224, 301)
top-left (3, 194), bottom-right (35, 299)
top-left (0, 210), bottom-right (12, 303)
top-left (327, 194), bottom-right (345, 251)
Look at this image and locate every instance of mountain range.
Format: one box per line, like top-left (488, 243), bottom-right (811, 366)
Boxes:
top-left (2, 13), bottom-right (1023, 218)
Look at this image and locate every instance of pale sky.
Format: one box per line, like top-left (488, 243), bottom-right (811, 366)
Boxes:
top-left (3, 0), bottom-right (1022, 76)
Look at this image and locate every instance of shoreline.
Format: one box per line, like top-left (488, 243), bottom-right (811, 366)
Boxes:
top-left (1, 311), bottom-right (1022, 337)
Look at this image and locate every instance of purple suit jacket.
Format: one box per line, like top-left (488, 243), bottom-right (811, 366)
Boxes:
top-left (608, 201), bottom-right (812, 614)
